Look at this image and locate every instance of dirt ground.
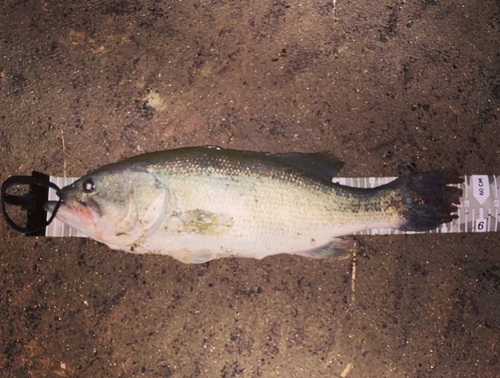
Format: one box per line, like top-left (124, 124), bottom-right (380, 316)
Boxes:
top-left (0, 0), bottom-right (499, 377)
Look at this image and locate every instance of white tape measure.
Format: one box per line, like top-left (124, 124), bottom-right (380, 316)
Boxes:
top-left (46, 175), bottom-right (500, 237)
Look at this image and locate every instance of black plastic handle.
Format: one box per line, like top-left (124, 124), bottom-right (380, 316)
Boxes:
top-left (1, 172), bottom-right (61, 235)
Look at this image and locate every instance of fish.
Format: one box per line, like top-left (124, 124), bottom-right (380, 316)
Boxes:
top-left (44, 146), bottom-right (463, 264)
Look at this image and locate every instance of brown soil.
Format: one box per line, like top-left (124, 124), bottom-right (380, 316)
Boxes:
top-left (0, 0), bottom-right (498, 377)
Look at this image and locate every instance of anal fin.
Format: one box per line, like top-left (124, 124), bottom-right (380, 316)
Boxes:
top-left (295, 236), bottom-right (356, 260)
top-left (168, 248), bottom-right (216, 264)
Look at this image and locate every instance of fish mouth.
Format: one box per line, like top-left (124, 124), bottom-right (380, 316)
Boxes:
top-left (43, 199), bottom-right (98, 231)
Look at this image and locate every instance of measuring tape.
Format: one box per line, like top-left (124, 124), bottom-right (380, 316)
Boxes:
top-left (332, 175), bottom-right (499, 235)
top-left (44, 174), bottom-right (499, 238)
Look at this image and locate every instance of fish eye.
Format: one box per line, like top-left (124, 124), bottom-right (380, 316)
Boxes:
top-left (82, 178), bottom-right (95, 193)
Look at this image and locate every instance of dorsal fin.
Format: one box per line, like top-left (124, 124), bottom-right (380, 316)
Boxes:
top-left (106, 145), bottom-right (344, 183)
top-left (273, 152), bottom-right (344, 182)
top-left (202, 145), bottom-right (344, 182)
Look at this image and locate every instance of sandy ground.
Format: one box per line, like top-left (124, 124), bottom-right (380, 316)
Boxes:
top-left (0, 0), bottom-right (499, 377)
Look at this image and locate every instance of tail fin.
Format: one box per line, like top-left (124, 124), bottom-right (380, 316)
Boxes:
top-left (390, 170), bottom-right (463, 232)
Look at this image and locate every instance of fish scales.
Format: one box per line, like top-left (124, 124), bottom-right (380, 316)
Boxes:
top-left (149, 155), bottom-right (387, 233)
top-left (45, 146), bottom-right (462, 263)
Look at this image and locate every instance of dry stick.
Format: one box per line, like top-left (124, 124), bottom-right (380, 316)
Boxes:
top-left (351, 246), bottom-right (357, 303)
top-left (332, 0), bottom-right (337, 21)
top-left (61, 150), bottom-right (85, 168)
top-left (59, 131), bottom-right (86, 170)
top-left (60, 128), bottom-right (67, 178)
top-left (340, 362), bottom-right (354, 378)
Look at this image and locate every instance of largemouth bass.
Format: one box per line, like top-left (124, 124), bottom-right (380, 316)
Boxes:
top-left (45, 146), bottom-right (462, 263)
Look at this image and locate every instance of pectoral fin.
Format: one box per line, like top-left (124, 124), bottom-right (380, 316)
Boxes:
top-left (177, 209), bottom-right (234, 235)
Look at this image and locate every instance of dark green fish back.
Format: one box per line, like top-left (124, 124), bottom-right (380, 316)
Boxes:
top-left (90, 145), bottom-right (344, 185)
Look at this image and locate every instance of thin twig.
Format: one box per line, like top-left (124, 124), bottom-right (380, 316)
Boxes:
top-left (351, 245), bottom-right (357, 303)
top-left (340, 362), bottom-right (353, 377)
top-left (61, 150), bottom-right (85, 168)
top-left (60, 128), bottom-right (67, 177)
